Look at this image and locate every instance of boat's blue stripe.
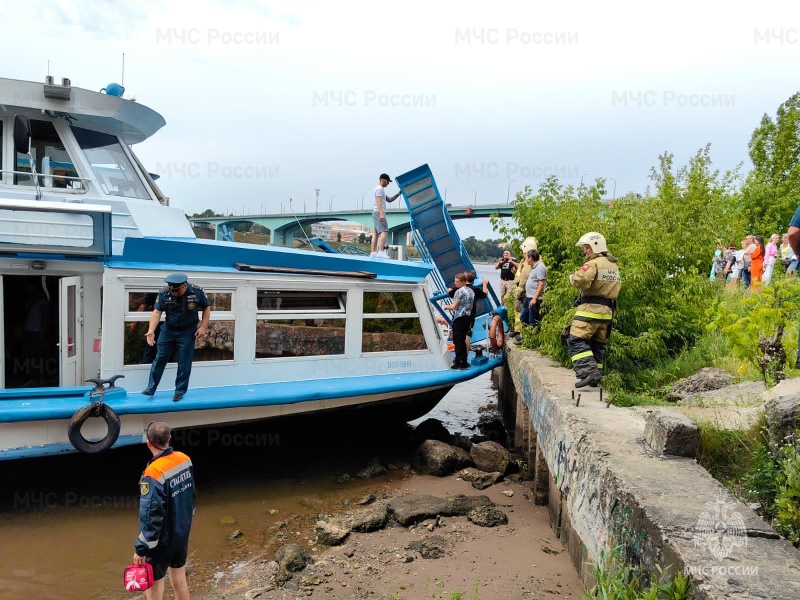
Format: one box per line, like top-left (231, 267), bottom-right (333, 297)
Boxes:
top-left (111, 237), bottom-right (433, 281)
top-left (0, 356), bottom-right (502, 422)
top-left (0, 435), bottom-right (143, 461)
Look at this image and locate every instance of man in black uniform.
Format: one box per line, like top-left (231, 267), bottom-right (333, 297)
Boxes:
top-left (142, 274), bottom-right (210, 402)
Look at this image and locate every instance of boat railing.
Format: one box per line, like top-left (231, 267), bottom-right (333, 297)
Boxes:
top-left (0, 169), bottom-right (91, 191)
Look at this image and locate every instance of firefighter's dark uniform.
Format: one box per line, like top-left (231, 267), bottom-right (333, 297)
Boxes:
top-left (135, 447), bottom-right (195, 581)
top-left (567, 252), bottom-right (621, 386)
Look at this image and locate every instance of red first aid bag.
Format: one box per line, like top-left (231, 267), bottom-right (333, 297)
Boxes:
top-left (123, 562), bottom-right (154, 591)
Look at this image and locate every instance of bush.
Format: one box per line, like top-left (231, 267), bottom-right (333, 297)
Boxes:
top-left (707, 277), bottom-right (800, 386)
top-left (494, 148), bottom-right (742, 394)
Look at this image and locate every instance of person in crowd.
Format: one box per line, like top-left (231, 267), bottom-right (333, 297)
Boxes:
top-left (781, 232), bottom-right (797, 275)
top-left (516, 249), bottom-right (546, 345)
top-left (442, 272), bottom-right (474, 370)
top-left (763, 234), bottom-right (779, 284)
top-left (722, 244), bottom-right (737, 284)
top-left (742, 235), bottom-right (756, 288)
top-left (142, 274), bottom-right (211, 402)
top-left (494, 250), bottom-right (518, 302)
top-left (447, 271), bottom-right (488, 356)
top-left (133, 421), bottom-right (194, 600)
top-left (750, 235), bottom-right (765, 289)
top-left (710, 241), bottom-right (727, 282)
top-left (511, 237), bottom-right (538, 339)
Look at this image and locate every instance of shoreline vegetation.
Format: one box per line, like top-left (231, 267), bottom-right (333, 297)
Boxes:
top-left (492, 90), bottom-right (800, 557)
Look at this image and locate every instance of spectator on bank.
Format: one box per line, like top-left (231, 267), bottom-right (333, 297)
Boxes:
top-left (516, 249), bottom-right (546, 345)
top-left (494, 250), bottom-right (518, 302)
top-left (742, 235), bottom-right (756, 288)
top-left (751, 235), bottom-right (765, 288)
top-left (763, 233), bottom-right (780, 284)
top-left (781, 233), bottom-right (797, 275)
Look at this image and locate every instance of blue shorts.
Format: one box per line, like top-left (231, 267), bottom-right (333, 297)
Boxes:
top-left (372, 212), bottom-right (388, 233)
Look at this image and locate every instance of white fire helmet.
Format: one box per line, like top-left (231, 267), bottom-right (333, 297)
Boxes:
top-left (576, 232), bottom-right (607, 253)
top-left (521, 236), bottom-right (538, 253)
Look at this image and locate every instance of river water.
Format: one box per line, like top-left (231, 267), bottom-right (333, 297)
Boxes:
top-left (0, 264), bottom-right (508, 599)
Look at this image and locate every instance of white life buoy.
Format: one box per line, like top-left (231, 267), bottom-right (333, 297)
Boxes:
top-left (488, 315), bottom-right (505, 351)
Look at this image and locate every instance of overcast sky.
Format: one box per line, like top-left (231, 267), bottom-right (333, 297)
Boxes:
top-left (3, 0), bottom-right (799, 239)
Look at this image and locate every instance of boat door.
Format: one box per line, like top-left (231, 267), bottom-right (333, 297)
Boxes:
top-left (59, 276), bottom-right (82, 386)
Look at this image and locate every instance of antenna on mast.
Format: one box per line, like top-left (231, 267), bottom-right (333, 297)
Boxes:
top-left (121, 53), bottom-right (125, 86)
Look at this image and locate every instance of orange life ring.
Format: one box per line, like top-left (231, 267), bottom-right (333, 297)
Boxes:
top-left (488, 315), bottom-right (504, 351)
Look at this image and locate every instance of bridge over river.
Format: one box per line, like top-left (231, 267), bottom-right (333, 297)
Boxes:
top-left (191, 203), bottom-right (514, 248)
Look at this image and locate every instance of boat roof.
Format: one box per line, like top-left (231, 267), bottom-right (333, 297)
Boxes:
top-left (111, 237), bottom-right (434, 282)
top-left (0, 77), bottom-right (165, 144)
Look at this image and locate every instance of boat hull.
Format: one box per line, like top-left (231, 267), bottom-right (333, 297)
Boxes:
top-left (0, 383), bottom-right (456, 460)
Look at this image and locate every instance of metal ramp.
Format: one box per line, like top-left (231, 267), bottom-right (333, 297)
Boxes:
top-left (394, 164), bottom-right (501, 342)
top-left (309, 237), bottom-right (368, 256)
top-left (309, 236), bottom-right (337, 253)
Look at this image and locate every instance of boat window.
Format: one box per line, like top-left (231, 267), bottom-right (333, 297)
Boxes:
top-left (255, 290), bottom-right (346, 358)
top-left (255, 318), bottom-right (346, 358)
top-left (15, 119), bottom-right (83, 190)
top-left (256, 291), bottom-right (344, 312)
top-left (123, 289), bottom-right (235, 365)
top-left (72, 127), bottom-right (151, 200)
top-left (362, 291), bottom-right (426, 352)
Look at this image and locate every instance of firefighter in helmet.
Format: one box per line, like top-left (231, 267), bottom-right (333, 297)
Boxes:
top-left (567, 232), bottom-right (620, 388)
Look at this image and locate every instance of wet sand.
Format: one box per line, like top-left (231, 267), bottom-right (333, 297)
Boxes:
top-left (210, 472), bottom-right (582, 600)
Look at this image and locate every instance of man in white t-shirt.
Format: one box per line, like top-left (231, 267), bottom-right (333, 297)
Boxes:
top-left (371, 173), bottom-right (402, 258)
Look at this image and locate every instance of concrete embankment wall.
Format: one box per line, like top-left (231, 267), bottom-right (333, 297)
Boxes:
top-left (497, 347), bottom-right (800, 599)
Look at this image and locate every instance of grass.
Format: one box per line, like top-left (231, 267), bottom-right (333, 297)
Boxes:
top-left (582, 545), bottom-right (690, 600)
top-left (695, 414), bottom-right (783, 525)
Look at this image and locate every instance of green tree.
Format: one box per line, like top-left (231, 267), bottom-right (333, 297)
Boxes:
top-left (461, 236), bottom-right (504, 261)
top-left (742, 91), bottom-right (800, 234)
top-left (192, 208), bottom-right (222, 218)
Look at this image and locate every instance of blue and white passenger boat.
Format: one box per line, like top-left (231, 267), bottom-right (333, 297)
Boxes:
top-left (0, 76), bottom-right (506, 460)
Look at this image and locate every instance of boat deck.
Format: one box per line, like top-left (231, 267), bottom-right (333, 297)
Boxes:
top-left (0, 352), bottom-right (502, 422)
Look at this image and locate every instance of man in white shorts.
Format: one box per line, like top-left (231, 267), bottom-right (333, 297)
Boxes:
top-left (371, 173), bottom-right (402, 258)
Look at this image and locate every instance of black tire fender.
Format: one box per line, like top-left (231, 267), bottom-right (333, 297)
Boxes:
top-left (67, 403), bottom-right (121, 454)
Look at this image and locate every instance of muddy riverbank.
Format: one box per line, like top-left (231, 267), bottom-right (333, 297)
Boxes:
top-left (0, 375), bottom-right (582, 600)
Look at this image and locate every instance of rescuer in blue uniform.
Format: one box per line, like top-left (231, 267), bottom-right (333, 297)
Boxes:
top-left (142, 274), bottom-right (210, 402)
top-left (133, 421), bottom-right (195, 598)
